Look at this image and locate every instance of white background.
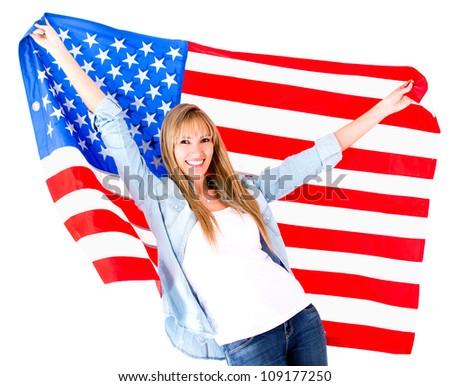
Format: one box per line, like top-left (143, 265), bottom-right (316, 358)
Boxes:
top-left (1, 1), bottom-right (449, 385)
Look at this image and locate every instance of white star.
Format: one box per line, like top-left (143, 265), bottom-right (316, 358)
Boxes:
top-left (98, 146), bottom-right (110, 160)
top-left (129, 124), bottom-right (140, 138)
top-left (86, 130), bottom-right (100, 143)
top-left (95, 48), bottom-right (111, 64)
top-left (81, 60), bottom-right (95, 75)
top-left (131, 95), bottom-right (146, 111)
top-left (135, 69), bottom-right (150, 84)
top-left (46, 123), bottom-right (54, 138)
top-left (107, 64), bottom-right (122, 80)
top-left (37, 69), bottom-right (47, 82)
top-left (78, 138), bottom-right (88, 151)
top-left (153, 127), bottom-right (161, 140)
top-left (119, 80), bottom-right (134, 95)
top-left (50, 106), bottom-right (64, 120)
top-left (139, 139), bottom-right (153, 154)
top-left (162, 73), bottom-right (177, 89)
top-left (158, 100), bottom-right (172, 116)
top-left (122, 53), bottom-right (138, 68)
top-left (58, 28), bottom-right (71, 42)
top-left (75, 113), bottom-right (88, 128)
top-left (83, 33), bottom-right (98, 48)
top-left (42, 94), bottom-right (52, 109)
top-left (69, 44), bottom-right (83, 59)
top-left (63, 97), bottom-right (76, 111)
top-left (146, 84), bottom-right (161, 100)
top-left (95, 76), bottom-right (107, 89)
top-left (167, 46), bottom-right (182, 60)
top-left (52, 81), bottom-right (64, 95)
top-left (143, 112), bottom-right (157, 126)
top-left (48, 85), bottom-right (57, 98)
top-left (65, 121), bottom-right (76, 135)
top-left (151, 57), bottom-right (166, 73)
top-left (111, 37), bottom-right (126, 52)
top-left (151, 155), bottom-right (163, 170)
top-left (139, 41), bottom-right (154, 56)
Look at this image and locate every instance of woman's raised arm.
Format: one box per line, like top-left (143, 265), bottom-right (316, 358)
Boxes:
top-left (334, 80), bottom-right (414, 151)
top-left (31, 20), bottom-right (105, 112)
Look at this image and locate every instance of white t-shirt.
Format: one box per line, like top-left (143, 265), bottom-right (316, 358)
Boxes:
top-left (183, 207), bottom-right (310, 345)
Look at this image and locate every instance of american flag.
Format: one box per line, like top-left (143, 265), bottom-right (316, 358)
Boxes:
top-left (19, 13), bottom-right (440, 355)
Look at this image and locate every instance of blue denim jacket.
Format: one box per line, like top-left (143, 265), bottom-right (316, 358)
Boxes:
top-left (91, 97), bottom-right (342, 360)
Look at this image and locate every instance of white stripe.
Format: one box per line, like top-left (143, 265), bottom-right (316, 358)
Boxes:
top-left (287, 247), bottom-right (421, 284)
top-left (228, 152), bottom-right (432, 199)
top-left (77, 232), bottom-right (150, 261)
top-left (180, 94), bottom-right (439, 159)
top-left (186, 52), bottom-right (404, 101)
top-left (308, 294), bottom-right (417, 332)
top-left (270, 200), bottom-right (426, 239)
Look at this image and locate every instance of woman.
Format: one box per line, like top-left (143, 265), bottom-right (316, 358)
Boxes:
top-left (31, 20), bottom-right (413, 366)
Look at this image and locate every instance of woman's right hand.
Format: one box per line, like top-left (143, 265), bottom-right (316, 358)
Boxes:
top-left (30, 19), bottom-right (66, 55)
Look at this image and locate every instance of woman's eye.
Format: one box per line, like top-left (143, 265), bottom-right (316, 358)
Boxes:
top-left (201, 137), bottom-right (210, 143)
top-left (180, 139), bottom-right (189, 144)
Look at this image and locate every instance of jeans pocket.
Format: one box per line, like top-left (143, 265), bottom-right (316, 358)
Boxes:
top-left (223, 336), bottom-right (255, 356)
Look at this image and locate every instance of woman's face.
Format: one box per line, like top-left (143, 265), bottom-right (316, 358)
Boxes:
top-left (173, 122), bottom-right (214, 183)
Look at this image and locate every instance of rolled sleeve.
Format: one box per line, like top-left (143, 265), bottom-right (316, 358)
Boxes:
top-left (314, 132), bottom-right (343, 169)
top-left (88, 96), bottom-right (124, 131)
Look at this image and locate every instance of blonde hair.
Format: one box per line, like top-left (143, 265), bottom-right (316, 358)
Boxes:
top-left (160, 103), bottom-right (272, 248)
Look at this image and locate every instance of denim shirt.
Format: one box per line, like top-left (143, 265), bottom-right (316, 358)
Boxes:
top-left (91, 97), bottom-right (343, 360)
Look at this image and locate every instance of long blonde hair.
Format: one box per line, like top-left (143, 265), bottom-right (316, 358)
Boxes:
top-left (160, 103), bottom-right (271, 248)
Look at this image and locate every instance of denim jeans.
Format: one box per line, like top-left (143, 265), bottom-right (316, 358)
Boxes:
top-left (221, 303), bottom-right (327, 366)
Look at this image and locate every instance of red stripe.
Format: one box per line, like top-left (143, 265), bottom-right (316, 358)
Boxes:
top-left (218, 126), bottom-right (436, 179)
top-left (294, 269), bottom-right (419, 309)
top-left (281, 185), bottom-right (430, 218)
top-left (46, 166), bottom-right (149, 228)
top-left (64, 209), bottom-right (139, 241)
top-left (93, 256), bottom-right (158, 284)
top-left (322, 321), bottom-right (415, 354)
top-left (183, 70), bottom-right (439, 133)
top-left (279, 223), bottom-right (425, 262)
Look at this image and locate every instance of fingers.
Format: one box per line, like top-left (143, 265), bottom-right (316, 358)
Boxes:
top-left (400, 80), bottom-right (414, 93)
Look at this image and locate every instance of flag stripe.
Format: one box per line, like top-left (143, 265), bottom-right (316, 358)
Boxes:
top-left (281, 185), bottom-right (430, 218)
top-left (182, 70), bottom-right (439, 133)
top-left (310, 294), bottom-right (417, 332)
top-left (322, 321), bottom-right (415, 354)
top-left (279, 223), bottom-right (424, 262)
top-left (270, 200), bottom-right (426, 239)
top-left (93, 256), bottom-right (158, 283)
top-left (287, 247), bottom-right (421, 284)
top-left (294, 269), bottom-right (419, 309)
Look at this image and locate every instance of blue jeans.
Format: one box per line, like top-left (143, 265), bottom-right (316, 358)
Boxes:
top-left (221, 304), bottom-right (327, 366)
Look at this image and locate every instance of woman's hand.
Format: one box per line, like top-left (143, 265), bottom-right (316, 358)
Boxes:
top-left (30, 19), bottom-right (66, 55)
top-left (334, 80), bottom-right (415, 151)
top-left (30, 19), bottom-right (105, 112)
top-left (379, 80), bottom-right (414, 116)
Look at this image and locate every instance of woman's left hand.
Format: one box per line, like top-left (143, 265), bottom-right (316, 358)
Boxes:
top-left (380, 80), bottom-right (414, 115)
